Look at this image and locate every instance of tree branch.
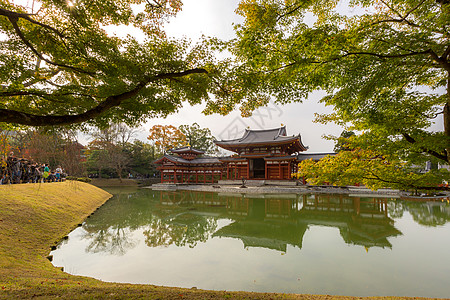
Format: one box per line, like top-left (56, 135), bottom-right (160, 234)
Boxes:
top-left (0, 8), bottom-right (65, 39)
top-left (277, 4), bottom-right (303, 21)
top-left (402, 132), bottom-right (448, 162)
top-left (442, 45), bottom-right (450, 61)
top-left (1, 8), bottom-right (93, 75)
top-left (428, 49), bottom-right (450, 72)
top-left (340, 49), bottom-right (432, 60)
top-left (373, 0), bottom-right (426, 28)
top-left (362, 172), bottom-right (450, 191)
top-left (0, 68), bottom-right (208, 126)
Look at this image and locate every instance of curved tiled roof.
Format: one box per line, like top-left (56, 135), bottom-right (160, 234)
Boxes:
top-left (154, 155), bottom-right (223, 165)
top-left (297, 153), bottom-right (336, 161)
top-left (170, 146), bottom-right (205, 155)
top-left (215, 126), bottom-right (308, 152)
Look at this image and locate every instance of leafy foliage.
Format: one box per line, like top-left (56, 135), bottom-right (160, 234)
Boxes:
top-left (147, 124), bottom-right (186, 153)
top-left (3, 128), bottom-right (85, 175)
top-left (125, 140), bottom-right (159, 176)
top-left (232, 0), bottom-right (450, 189)
top-left (333, 130), bottom-right (356, 153)
top-left (0, 0), bottom-right (231, 127)
top-left (296, 148), bottom-right (448, 192)
top-left (178, 122), bottom-right (218, 154)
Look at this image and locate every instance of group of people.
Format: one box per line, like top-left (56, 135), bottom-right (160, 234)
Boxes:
top-left (0, 152), bottom-right (66, 185)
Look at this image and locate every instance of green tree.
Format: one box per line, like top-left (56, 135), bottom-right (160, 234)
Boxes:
top-left (229, 0), bottom-right (450, 189)
top-left (296, 148), bottom-right (446, 192)
top-left (0, 0), bottom-right (229, 127)
top-left (126, 140), bottom-right (159, 176)
top-left (85, 148), bottom-right (110, 178)
top-left (333, 130), bottom-right (356, 153)
top-left (178, 123), bottom-right (218, 154)
top-left (86, 124), bottom-right (134, 179)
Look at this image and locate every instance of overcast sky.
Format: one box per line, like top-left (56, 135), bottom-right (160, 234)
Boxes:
top-left (129, 0), bottom-right (344, 153)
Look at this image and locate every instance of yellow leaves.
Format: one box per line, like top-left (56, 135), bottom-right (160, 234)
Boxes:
top-left (147, 124), bottom-right (187, 152)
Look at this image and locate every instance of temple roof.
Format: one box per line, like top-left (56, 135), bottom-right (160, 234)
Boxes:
top-left (218, 156), bottom-right (247, 162)
top-left (297, 152), bottom-right (336, 161)
top-left (154, 154), bottom-right (223, 165)
top-left (169, 146), bottom-right (205, 155)
top-left (215, 126), bottom-right (308, 153)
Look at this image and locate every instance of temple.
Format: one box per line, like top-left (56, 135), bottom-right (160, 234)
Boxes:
top-left (216, 126), bottom-right (308, 180)
top-left (154, 146), bottom-right (225, 184)
top-left (154, 126), bottom-right (330, 183)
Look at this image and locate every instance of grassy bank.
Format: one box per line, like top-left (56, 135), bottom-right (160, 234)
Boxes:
top-left (0, 182), bottom-right (428, 299)
top-left (90, 178), bottom-right (140, 187)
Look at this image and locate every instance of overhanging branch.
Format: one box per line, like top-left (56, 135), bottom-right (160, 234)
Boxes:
top-left (402, 132), bottom-right (448, 162)
top-left (1, 8), bottom-right (93, 75)
top-left (0, 68), bottom-right (208, 126)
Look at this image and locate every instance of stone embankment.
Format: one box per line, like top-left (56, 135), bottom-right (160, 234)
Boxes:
top-left (149, 181), bottom-right (401, 197)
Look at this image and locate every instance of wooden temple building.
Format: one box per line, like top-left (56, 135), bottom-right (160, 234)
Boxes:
top-left (154, 146), bottom-right (225, 183)
top-left (154, 126), bottom-right (331, 183)
top-left (215, 126), bottom-right (308, 180)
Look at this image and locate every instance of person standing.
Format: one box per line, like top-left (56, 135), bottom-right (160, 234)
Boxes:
top-left (43, 164), bottom-right (50, 182)
top-left (55, 165), bottom-right (62, 182)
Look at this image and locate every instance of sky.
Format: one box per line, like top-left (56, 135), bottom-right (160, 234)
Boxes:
top-left (129, 0), bottom-right (344, 153)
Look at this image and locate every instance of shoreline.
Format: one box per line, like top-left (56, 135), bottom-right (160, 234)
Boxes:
top-left (148, 183), bottom-right (450, 199)
top-left (149, 183), bottom-right (399, 194)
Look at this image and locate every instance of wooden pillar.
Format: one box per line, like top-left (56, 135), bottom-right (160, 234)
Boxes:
top-left (204, 170), bottom-right (206, 183)
top-left (196, 172), bottom-right (198, 183)
top-left (265, 161), bottom-right (268, 179)
top-left (247, 161), bottom-right (250, 179)
top-left (160, 171), bottom-right (163, 183)
top-left (288, 162), bottom-right (291, 179)
top-left (174, 169), bottom-right (177, 183)
top-left (278, 162), bottom-right (281, 179)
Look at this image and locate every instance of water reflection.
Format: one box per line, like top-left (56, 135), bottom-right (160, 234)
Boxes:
top-left (80, 190), bottom-right (450, 255)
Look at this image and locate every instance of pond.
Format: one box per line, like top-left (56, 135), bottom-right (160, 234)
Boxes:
top-left (50, 188), bottom-right (450, 298)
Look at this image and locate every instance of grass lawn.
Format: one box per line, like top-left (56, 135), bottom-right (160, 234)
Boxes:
top-left (0, 181), bottom-right (429, 299)
top-left (90, 178), bottom-right (140, 187)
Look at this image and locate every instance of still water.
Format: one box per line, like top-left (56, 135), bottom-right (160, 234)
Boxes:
top-left (51, 188), bottom-right (450, 297)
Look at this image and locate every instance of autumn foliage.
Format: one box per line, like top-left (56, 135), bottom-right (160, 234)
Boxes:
top-left (147, 125), bottom-right (187, 153)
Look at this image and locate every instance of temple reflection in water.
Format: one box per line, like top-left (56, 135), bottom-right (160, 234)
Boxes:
top-left (157, 192), bottom-right (402, 252)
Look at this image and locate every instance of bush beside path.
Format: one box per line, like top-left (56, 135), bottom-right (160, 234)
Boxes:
top-left (0, 181), bottom-right (429, 299)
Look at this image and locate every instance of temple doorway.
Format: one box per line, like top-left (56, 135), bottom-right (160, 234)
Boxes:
top-left (250, 158), bottom-right (265, 179)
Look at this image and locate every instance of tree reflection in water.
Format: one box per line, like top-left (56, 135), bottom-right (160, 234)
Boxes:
top-left (143, 216), bottom-right (217, 248)
top-left (81, 189), bottom-right (450, 255)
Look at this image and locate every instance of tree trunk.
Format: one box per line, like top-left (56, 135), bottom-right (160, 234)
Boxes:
top-left (445, 76), bottom-right (450, 164)
top-left (117, 166), bottom-right (122, 183)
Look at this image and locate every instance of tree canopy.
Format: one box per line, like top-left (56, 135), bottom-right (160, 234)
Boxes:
top-left (0, 0), bottom-right (231, 127)
top-left (230, 0), bottom-right (449, 189)
top-left (232, 0), bottom-right (449, 161)
top-left (147, 124), bottom-right (186, 153)
top-left (178, 122), bottom-right (218, 154)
